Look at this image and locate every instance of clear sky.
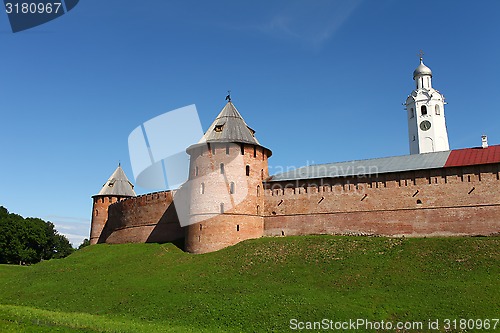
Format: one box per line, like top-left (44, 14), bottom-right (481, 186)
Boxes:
top-left (1, 0), bottom-right (499, 246)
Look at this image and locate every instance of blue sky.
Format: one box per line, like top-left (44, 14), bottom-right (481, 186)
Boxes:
top-left (1, 0), bottom-right (499, 246)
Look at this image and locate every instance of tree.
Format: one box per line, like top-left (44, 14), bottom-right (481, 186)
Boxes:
top-left (0, 206), bottom-right (74, 264)
top-left (53, 234), bottom-right (74, 258)
top-left (78, 238), bottom-right (90, 249)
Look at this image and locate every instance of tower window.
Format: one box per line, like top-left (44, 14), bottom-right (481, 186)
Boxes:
top-left (240, 144), bottom-right (244, 155)
top-left (226, 145), bottom-right (230, 155)
top-left (230, 182), bottom-right (235, 194)
top-left (413, 135), bottom-right (416, 141)
top-left (253, 146), bottom-right (257, 158)
top-left (257, 185), bottom-right (261, 197)
top-left (421, 105), bottom-right (427, 116)
top-left (220, 203), bottom-right (224, 214)
top-left (195, 166), bottom-right (199, 176)
top-left (220, 163), bottom-right (225, 174)
top-left (410, 108), bottom-right (414, 119)
top-left (211, 145), bottom-right (215, 155)
top-left (246, 165), bottom-right (250, 176)
top-left (236, 224), bottom-right (240, 232)
top-left (214, 124), bottom-right (224, 132)
top-left (435, 105), bottom-right (440, 115)
top-left (200, 182), bottom-right (205, 194)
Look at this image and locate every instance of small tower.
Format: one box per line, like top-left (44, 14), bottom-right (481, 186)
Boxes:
top-left (90, 164), bottom-right (136, 245)
top-left (405, 55), bottom-right (450, 154)
top-left (184, 99), bottom-right (272, 254)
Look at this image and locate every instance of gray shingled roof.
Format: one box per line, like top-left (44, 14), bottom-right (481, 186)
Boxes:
top-left (198, 101), bottom-right (261, 145)
top-left (94, 165), bottom-right (136, 197)
top-left (268, 150), bottom-right (452, 182)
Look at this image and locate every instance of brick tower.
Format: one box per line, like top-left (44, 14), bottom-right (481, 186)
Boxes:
top-left (184, 99), bottom-right (272, 253)
top-left (90, 164), bottom-right (136, 245)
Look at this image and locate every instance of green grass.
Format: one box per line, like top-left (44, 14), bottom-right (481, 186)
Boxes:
top-left (0, 236), bottom-right (498, 332)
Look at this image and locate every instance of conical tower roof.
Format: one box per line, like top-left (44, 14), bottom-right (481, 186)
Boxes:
top-left (94, 165), bottom-right (136, 197)
top-left (198, 101), bottom-right (261, 145)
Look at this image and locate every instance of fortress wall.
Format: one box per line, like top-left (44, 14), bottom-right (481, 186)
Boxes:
top-left (185, 214), bottom-right (263, 254)
top-left (263, 163), bottom-right (500, 237)
top-left (90, 196), bottom-right (126, 245)
top-left (99, 191), bottom-right (183, 244)
top-left (185, 143), bottom-right (268, 253)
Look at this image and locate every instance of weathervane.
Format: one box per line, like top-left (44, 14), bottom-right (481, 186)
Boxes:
top-left (225, 90), bottom-right (231, 102)
top-left (418, 49), bottom-right (425, 61)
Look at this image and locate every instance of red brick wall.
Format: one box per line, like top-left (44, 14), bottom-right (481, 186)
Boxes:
top-left (185, 143), bottom-right (270, 253)
top-left (90, 196), bottom-right (126, 245)
top-left (98, 191), bottom-right (183, 244)
top-left (263, 163), bottom-right (500, 237)
top-left (93, 159), bottom-right (500, 252)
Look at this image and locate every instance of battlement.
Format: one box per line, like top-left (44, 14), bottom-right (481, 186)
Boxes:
top-left (265, 163), bottom-right (499, 197)
top-left (263, 163), bottom-right (500, 238)
top-left (97, 189), bottom-right (182, 244)
top-left (110, 190), bottom-right (176, 210)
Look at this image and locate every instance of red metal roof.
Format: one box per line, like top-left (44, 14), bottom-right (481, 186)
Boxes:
top-left (444, 144), bottom-right (500, 167)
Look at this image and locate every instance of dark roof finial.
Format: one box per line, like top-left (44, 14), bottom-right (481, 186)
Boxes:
top-left (225, 90), bottom-right (231, 102)
top-left (418, 49), bottom-right (425, 62)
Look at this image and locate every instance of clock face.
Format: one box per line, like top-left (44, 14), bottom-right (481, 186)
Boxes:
top-left (420, 120), bottom-right (432, 131)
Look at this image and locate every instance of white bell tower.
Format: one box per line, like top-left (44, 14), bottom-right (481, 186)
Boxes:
top-left (405, 54), bottom-right (450, 154)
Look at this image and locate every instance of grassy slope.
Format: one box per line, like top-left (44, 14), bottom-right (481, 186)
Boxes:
top-left (0, 236), bottom-right (498, 332)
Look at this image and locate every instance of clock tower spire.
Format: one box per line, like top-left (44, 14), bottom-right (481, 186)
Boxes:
top-left (405, 54), bottom-right (450, 154)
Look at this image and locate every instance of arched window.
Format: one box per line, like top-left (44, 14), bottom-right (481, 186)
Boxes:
top-left (246, 165), bottom-right (250, 176)
top-left (257, 205), bottom-right (260, 214)
top-left (253, 146), bottom-right (257, 158)
top-left (435, 104), bottom-right (440, 115)
top-left (257, 185), bottom-right (260, 197)
top-left (230, 182), bottom-right (235, 194)
top-left (220, 163), bottom-right (225, 174)
top-left (410, 108), bottom-right (414, 119)
top-left (220, 203), bottom-right (224, 214)
top-left (226, 145), bottom-right (230, 155)
top-left (421, 105), bottom-right (427, 116)
top-left (95, 209), bottom-right (98, 216)
top-left (261, 169), bottom-right (264, 180)
top-left (200, 182), bottom-right (205, 194)
top-left (240, 144), bottom-right (244, 155)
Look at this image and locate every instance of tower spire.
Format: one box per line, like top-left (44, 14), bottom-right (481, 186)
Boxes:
top-left (405, 55), bottom-right (449, 155)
